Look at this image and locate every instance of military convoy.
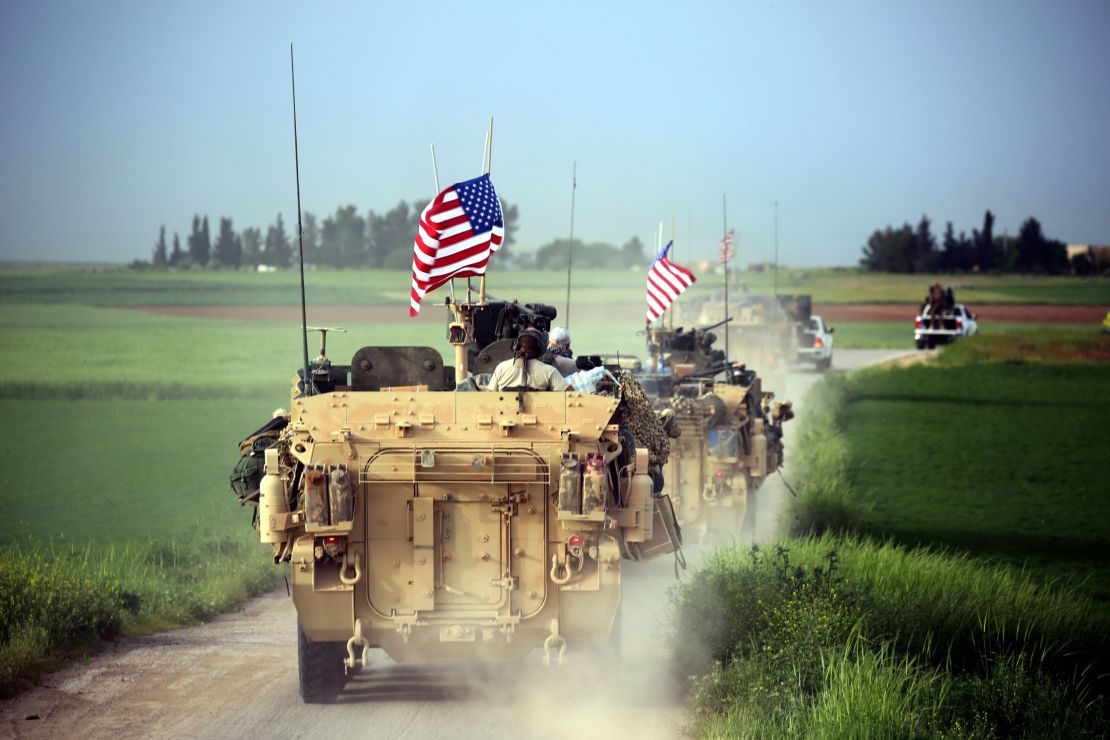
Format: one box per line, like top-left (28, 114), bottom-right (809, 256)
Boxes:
top-left (234, 297), bottom-right (683, 702)
top-left (627, 321), bottom-right (794, 541)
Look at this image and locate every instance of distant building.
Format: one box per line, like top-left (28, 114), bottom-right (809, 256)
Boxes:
top-left (1066, 244), bottom-right (1110, 274)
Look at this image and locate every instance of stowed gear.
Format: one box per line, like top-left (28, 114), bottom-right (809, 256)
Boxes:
top-left (616, 370), bottom-right (670, 467)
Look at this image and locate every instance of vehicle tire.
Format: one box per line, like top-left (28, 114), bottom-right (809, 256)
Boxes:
top-left (926, 337), bottom-right (935, 350)
top-left (915, 338), bottom-right (926, 350)
top-left (298, 621), bottom-right (345, 703)
top-left (818, 357), bottom-right (832, 372)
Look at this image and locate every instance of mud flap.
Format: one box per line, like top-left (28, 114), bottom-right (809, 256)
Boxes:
top-left (628, 495), bottom-right (682, 562)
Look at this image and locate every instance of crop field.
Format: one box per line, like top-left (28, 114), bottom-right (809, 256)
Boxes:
top-left (1, 267), bottom-right (1107, 307)
top-left (674, 329), bottom-right (1110, 736)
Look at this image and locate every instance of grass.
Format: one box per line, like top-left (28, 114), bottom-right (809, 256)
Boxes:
top-left (838, 352), bottom-right (1110, 602)
top-left (673, 541), bottom-right (1109, 738)
top-left (1, 266), bottom-right (1107, 307)
top-left (0, 536), bottom-right (277, 697)
top-left (827, 321), bottom-right (1098, 350)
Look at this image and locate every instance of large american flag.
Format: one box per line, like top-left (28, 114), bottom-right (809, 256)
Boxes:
top-left (409, 174), bottom-right (504, 316)
top-left (645, 241), bottom-right (696, 324)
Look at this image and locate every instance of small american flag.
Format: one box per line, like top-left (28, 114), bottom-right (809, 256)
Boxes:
top-left (409, 174), bottom-right (504, 316)
top-left (720, 229), bottom-right (735, 263)
top-left (645, 241), bottom-right (696, 324)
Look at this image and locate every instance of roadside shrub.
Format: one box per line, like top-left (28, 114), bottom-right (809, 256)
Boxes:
top-left (0, 536), bottom-right (279, 697)
top-left (786, 372), bottom-right (870, 535)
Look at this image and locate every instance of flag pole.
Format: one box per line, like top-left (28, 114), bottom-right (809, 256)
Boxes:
top-left (773, 200), bottom-right (779, 299)
top-left (669, 215), bottom-right (676, 331)
top-left (478, 116), bottom-right (493, 305)
top-left (723, 194), bottom-right (730, 360)
top-left (430, 143), bottom-right (455, 305)
top-left (656, 222), bottom-right (664, 328)
top-left (564, 161), bottom-right (577, 328)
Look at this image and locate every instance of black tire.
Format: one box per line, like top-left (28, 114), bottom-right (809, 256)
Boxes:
top-left (817, 357), bottom-right (832, 372)
top-left (926, 337), bottom-right (935, 350)
top-left (298, 621), bottom-right (345, 703)
top-left (915, 338), bottom-right (926, 350)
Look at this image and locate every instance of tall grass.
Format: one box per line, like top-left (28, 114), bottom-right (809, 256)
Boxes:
top-left (673, 541), bottom-right (1109, 738)
top-left (0, 535), bottom-right (279, 697)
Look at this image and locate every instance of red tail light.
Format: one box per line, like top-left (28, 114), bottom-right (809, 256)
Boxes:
top-left (914, 319), bottom-right (922, 329)
top-left (956, 320), bottom-right (963, 330)
top-left (814, 337), bottom-right (824, 348)
top-left (568, 534), bottom-right (584, 549)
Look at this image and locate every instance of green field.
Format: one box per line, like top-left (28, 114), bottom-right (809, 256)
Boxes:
top-left (841, 354), bottom-right (1110, 601)
top-left (1, 266), bottom-right (1107, 307)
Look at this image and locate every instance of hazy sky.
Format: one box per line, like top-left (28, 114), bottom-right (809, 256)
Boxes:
top-left (1, 0), bottom-right (1107, 267)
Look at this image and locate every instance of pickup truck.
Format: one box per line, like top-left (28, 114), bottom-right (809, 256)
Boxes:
top-left (914, 303), bottom-right (978, 349)
top-left (795, 315), bottom-right (834, 370)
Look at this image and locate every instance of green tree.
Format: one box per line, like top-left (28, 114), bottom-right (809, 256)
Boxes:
top-left (264, 214), bottom-right (292, 267)
top-left (241, 227), bottom-right (262, 268)
top-left (324, 205), bottom-right (368, 267)
top-left (152, 225), bottom-right (168, 267)
top-left (859, 224), bottom-right (915, 272)
top-left (300, 211), bottom-right (320, 265)
top-left (200, 216), bottom-right (211, 267)
top-left (368, 201), bottom-right (416, 267)
top-left (1013, 217), bottom-right (1066, 274)
top-left (169, 232), bottom-right (184, 267)
top-left (973, 210), bottom-right (997, 271)
top-left (913, 215), bottom-right (937, 272)
top-left (213, 216), bottom-right (240, 269)
top-left (620, 236), bottom-right (646, 266)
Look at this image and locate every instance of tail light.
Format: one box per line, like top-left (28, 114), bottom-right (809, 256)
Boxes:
top-left (914, 319), bottom-right (922, 329)
top-left (956, 320), bottom-right (963, 330)
top-left (318, 535), bottom-right (347, 559)
top-left (814, 337), bottom-right (824, 348)
top-left (568, 533), bottom-right (584, 548)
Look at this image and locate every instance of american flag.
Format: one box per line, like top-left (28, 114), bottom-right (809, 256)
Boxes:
top-left (645, 241), bottom-right (696, 324)
top-left (720, 229), bottom-right (735, 263)
top-left (409, 174), bottom-right (504, 316)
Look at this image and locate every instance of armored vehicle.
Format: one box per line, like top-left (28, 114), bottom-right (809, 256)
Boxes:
top-left (236, 298), bottom-right (681, 702)
top-left (678, 293), bottom-right (813, 395)
top-left (655, 363), bottom-right (793, 541)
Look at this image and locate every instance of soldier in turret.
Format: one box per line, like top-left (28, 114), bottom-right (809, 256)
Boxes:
top-left (487, 327), bottom-right (570, 391)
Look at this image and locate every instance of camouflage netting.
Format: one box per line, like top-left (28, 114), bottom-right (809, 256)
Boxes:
top-left (617, 371), bottom-right (670, 467)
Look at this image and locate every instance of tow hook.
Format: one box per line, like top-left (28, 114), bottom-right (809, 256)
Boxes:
top-left (542, 618), bottom-right (567, 667)
top-left (345, 618), bottom-right (369, 670)
top-left (339, 551), bottom-right (362, 586)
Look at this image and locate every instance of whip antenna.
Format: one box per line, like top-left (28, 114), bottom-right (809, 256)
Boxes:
top-left (564, 162), bottom-right (576, 327)
top-left (290, 43), bottom-right (314, 396)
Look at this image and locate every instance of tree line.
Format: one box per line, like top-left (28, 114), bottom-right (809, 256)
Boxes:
top-left (139, 201), bottom-right (656, 272)
top-left (859, 211), bottom-right (1081, 274)
top-left (143, 199), bottom-right (520, 271)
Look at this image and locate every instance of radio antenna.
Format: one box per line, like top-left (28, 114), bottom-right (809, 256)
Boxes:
top-left (564, 162), bottom-right (577, 327)
top-left (290, 44), bottom-right (314, 396)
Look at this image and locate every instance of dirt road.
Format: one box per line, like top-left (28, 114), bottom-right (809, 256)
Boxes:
top-left (1, 350), bottom-right (907, 740)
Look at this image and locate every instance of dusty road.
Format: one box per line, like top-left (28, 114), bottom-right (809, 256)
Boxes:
top-left (1, 350), bottom-right (908, 740)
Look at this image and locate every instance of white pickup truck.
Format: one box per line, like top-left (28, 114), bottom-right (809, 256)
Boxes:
top-left (914, 303), bottom-right (978, 349)
top-left (795, 315), bottom-right (834, 370)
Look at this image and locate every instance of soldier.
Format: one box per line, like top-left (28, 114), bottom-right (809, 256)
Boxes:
top-left (488, 327), bottom-right (570, 391)
top-left (545, 326), bottom-right (578, 376)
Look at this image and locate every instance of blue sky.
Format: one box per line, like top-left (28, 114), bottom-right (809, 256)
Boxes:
top-left (1, 0), bottom-right (1107, 266)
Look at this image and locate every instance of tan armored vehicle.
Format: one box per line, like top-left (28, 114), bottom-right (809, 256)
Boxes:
top-left (236, 298), bottom-right (681, 702)
top-left (658, 364), bottom-right (793, 541)
top-left (678, 293), bottom-right (813, 395)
